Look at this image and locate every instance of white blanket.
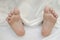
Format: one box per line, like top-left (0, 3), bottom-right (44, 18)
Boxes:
top-left (0, 0), bottom-right (60, 40)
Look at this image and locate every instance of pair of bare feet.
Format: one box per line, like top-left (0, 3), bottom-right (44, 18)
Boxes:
top-left (6, 6), bottom-right (58, 37)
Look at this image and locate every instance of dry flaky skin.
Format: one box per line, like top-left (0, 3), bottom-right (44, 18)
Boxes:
top-left (6, 8), bottom-right (25, 36)
top-left (42, 6), bottom-right (58, 37)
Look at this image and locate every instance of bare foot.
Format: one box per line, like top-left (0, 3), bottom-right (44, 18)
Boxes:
top-left (42, 6), bottom-right (58, 37)
top-left (6, 8), bottom-right (25, 36)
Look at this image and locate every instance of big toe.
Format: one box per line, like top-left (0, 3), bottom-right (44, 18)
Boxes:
top-left (13, 8), bottom-right (20, 15)
top-left (44, 6), bottom-right (50, 13)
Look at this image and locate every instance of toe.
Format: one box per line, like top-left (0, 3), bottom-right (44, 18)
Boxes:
top-left (13, 8), bottom-right (20, 15)
top-left (44, 6), bottom-right (50, 13)
top-left (10, 10), bottom-right (14, 15)
top-left (49, 8), bottom-right (55, 15)
top-left (53, 12), bottom-right (58, 18)
top-left (49, 8), bottom-right (58, 18)
top-left (55, 13), bottom-right (58, 18)
top-left (8, 13), bottom-right (12, 17)
top-left (6, 17), bottom-right (9, 22)
top-left (6, 16), bottom-right (11, 23)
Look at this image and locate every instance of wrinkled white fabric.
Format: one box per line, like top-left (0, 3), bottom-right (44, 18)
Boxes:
top-left (19, 0), bottom-right (43, 26)
top-left (18, 0), bottom-right (49, 26)
top-left (0, 0), bottom-right (60, 26)
top-left (0, 0), bottom-right (60, 40)
top-left (18, 0), bottom-right (60, 26)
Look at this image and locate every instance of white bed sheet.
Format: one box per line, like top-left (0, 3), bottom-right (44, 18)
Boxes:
top-left (0, 0), bottom-right (60, 40)
top-left (0, 22), bottom-right (60, 40)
